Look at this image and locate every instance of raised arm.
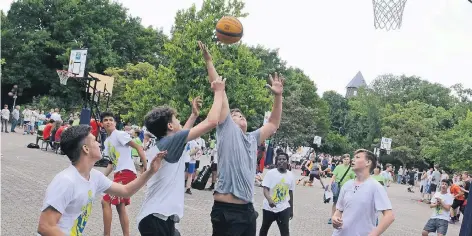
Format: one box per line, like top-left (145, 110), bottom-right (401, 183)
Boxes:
top-left (199, 41), bottom-right (229, 123)
top-left (259, 73), bottom-right (284, 144)
top-left (183, 97), bottom-right (202, 130)
top-left (186, 77), bottom-right (226, 142)
top-left (105, 151), bottom-right (166, 198)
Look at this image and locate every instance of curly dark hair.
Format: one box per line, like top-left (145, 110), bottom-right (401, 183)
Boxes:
top-left (144, 106), bottom-right (176, 139)
top-left (101, 111), bottom-right (115, 122)
top-left (60, 125), bottom-right (91, 164)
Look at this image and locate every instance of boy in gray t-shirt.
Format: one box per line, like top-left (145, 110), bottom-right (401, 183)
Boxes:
top-left (198, 41), bottom-right (284, 236)
top-left (332, 149), bottom-right (395, 236)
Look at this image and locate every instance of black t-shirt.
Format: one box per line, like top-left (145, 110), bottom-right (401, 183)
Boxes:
top-left (465, 180), bottom-right (471, 199)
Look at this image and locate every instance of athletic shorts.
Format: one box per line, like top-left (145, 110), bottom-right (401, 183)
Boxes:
top-left (187, 163), bottom-right (196, 174)
top-left (211, 162), bottom-right (218, 172)
top-left (428, 184), bottom-right (437, 194)
top-left (185, 162), bottom-right (189, 172)
top-left (452, 199), bottom-right (465, 210)
top-left (423, 218), bottom-right (448, 235)
top-left (103, 169), bottom-right (137, 205)
top-left (309, 172), bottom-right (320, 181)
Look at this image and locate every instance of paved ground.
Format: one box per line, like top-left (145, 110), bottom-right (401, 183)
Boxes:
top-left (1, 130), bottom-right (463, 235)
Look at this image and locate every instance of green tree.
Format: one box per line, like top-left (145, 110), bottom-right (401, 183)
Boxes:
top-left (371, 74), bottom-right (453, 108)
top-left (319, 131), bottom-right (353, 155)
top-left (1, 0), bottom-right (167, 108)
top-left (322, 91), bottom-right (349, 134)
top-left (344, 88), bottom-right (382, 149)
top-left (381, 100), bottom-right (453, 166)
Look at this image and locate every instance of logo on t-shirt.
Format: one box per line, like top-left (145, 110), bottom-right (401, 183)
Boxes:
top-left (272, 178), bottom-right (289, 204)
top-left (70, 190), bottom-right (93, 236)
top-left (107, 143), bottom-right (120, 170)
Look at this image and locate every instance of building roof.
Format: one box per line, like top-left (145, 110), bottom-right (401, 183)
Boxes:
top-left (346, 71), bottom-right (367, 88)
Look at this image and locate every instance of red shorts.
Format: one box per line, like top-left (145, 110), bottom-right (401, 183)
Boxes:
top-left (103, 169), bottom-right (137, 206)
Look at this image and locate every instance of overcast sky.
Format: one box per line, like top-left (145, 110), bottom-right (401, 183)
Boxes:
top-left (2, 0), bottom-right (472, 95)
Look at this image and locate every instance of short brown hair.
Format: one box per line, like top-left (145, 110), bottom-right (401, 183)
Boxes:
top-left (385, 163), bottom-right (392, 168)
top-left (342, 154), bottom-right (350, 159)
top-left (354, 149), bottom-right (377, 172)
top-left (230, 108), bottom-right (245, 117)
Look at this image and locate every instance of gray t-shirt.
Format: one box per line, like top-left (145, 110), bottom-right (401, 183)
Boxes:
top-left (215, 114), bottom-right (261, 202)
top-left (333, 178), bottom-right (392, 236)
top-left (156, 130), bottom-right (190, 163)
top-left (431, 170), bottom-right (441, 185)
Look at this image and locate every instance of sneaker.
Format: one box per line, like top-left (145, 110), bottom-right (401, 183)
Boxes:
top-left (328, 218), bottom-right (332, 224)
top-left (185, 188), bottom-right (192, 195)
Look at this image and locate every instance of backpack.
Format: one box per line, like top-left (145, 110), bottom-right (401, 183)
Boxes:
top-left (27, 143), bottom-right (40, 149)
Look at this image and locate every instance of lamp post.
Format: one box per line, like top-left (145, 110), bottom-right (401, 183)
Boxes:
top-left (7, 85), bottom-right (22, 109)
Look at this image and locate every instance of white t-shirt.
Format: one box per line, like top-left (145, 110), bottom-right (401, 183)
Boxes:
top-left (50, 112), bottom-right (62, 121)
top-left (195, 137), bottom-right (206, 149)
top-left (212, 148), bottom-right (218, 164)
top-left (104, 130), bottom-right (136, 173)
top-left (430, 192), bottom-right (454, 221)
top-left (262, 169), bottom-right (295, 213)
top-left (333, 178), bottom-right (393, 236)
top-left (1, 108), bottom-right (10, 120)
top-left (183, 140), bottom-right (198, 163)
top-left (137, 130), bottom-right (189, 224)
top-left (23, 109), bottom-right (32, 121)
top-left (40, 165), bottom-right (112, 235)
top-left (381, 171), bottom-right (392, 182)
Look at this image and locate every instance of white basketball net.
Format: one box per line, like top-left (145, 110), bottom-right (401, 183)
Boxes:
top-left (56, 70), bottom-right (72, 85)
top-left (372, 0), bottom-right (408, 31)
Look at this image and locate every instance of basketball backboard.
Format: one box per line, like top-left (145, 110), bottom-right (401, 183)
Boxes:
top-left (88, 72), bottom-right (114, 95)
top-left (68, 49), bottom-right (88, 77)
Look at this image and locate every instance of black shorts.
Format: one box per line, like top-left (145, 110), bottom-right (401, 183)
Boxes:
top-left (211, 201), bottom-right (258, 236)
top-left (309, 172), bottom-right (320, 181)
top-left (428, 184), bottom-right (437, 194)
top-left (195, 160), bottom-right (200, 169)
top-left (452, 199), bottom-right (465, 210)
top-left (138, 214), bottom-right (180, 236)
top-left (211, 162), bottom-right (217, 172)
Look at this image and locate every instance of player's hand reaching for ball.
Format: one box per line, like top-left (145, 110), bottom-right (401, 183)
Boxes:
top-left (266, 72), bottom-right (284, 96)
top-left (149, 151), bottom-right (167, 173)
top-left (211, 76), bottom-right (226, 92)
top-left (198, 41), bottom-right (212, 62)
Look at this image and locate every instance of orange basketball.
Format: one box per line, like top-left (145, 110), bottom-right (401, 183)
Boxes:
top-left (215, 16), bottom-right (243, 44)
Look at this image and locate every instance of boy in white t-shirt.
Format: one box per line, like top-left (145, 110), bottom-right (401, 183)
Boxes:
top-left (100, 111), bottom-right (147, 236)
top-left (259, 152), bottom-right (295, 236)
top-left (37, 125), bottom-right (166, 236)
top-left (332, 149), bottom-right (395, 236)
top-left (185, 140), bottom-right (200, 195)
top-left (421, 179), bottom-right (453, 236)
top-left (1, 104), bottom-right (10, 133)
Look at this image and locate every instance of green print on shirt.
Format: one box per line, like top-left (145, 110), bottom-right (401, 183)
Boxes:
top-left (271, 178), bottom-right (289, 204)
top-left (107, 143), bottom-right (120, 170)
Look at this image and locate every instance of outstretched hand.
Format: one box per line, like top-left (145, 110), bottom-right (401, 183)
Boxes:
top-left (211, 76), bottom-right (226, 92)
top-left (198, 41), bottom-right (212, 62)
top-left (265, 72), bottom-right (284, 96)
top-left (191, 96), bottom-right (203, 116)
top-left (149, 151), bottom-right (167, 173)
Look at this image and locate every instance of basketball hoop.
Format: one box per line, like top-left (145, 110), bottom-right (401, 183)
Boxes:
top-left (372, 0), bottom-right (408, 30)
top-left (56, 70), bottom-right (73, 85)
